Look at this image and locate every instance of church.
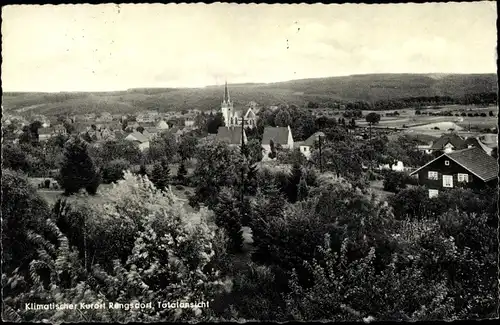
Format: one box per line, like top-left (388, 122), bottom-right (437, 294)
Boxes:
top-left (221, 82), bottom-right (257, 129)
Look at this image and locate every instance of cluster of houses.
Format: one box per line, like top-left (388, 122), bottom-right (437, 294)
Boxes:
top-left (215, 124), bottom-right (324, 160)
top-left (3, 109), bottom-right (203, 151)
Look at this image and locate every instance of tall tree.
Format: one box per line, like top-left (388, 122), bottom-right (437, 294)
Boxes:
top-left (177, 161), bottom-right (188, 183)
top-left (212, 187), bottom-right (244, 253)
top-left (297, 175), bottom-right (309, 201)
top-left (178, 134), bottom-right (199, 161)
top-left (58, 136), bottom-right (100, 195)
top-left (191, 140), bottom-right (240, 208)
top-left (149, 159), bottom-right (170, 190)
top-left (275, 110), bottom-right (292, 127)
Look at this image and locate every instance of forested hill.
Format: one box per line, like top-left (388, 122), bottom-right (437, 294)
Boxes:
top-left (2, 73), bottom-right (497, 116)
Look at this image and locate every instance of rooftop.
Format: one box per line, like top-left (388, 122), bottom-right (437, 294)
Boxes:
top-left (262, 126), bottom-right (291, 145)
top-left (216, 126), bottom-right (245, 145)
top-left (430, 133), bottom-right (467, 150)
top-left (446, 147), bottom-right (498, 181)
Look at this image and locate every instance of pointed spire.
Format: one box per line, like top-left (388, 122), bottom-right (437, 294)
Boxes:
top-left (224, 80), bottom-right (230, 103)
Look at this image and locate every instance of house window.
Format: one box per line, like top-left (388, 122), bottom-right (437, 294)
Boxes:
top-left (428, 171), bottom-right (439, 180)
top-left (444, 160), bottom-right (450, 166)
top-left (457, 173), bottom-right (469, 183)
top-left (428, 189), bottom-right (439, 198)
top-left (443, 175), bottom-right (453, 188)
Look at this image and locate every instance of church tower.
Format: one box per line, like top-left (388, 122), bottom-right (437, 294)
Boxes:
top-left (221, 81), bottom-right (233, 126)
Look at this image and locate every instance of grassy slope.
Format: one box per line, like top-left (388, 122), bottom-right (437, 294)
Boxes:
top-left (2, 73), bottom-right (497, 116)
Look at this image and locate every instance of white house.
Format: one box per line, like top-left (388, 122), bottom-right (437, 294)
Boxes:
top-left (378, 160), bottom-right (405, 172)
top-left (156, 120), bottom-right (170, 130)
top-left (184, 119), bottom-right (195, 127)
top-left (294, 132), bottom-right (325, 159)
top-left (261, 126), bottom-right (294, 160)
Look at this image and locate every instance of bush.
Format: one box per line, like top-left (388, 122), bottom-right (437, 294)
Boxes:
top-left (382, 170), bottom-right (407, 193)
top-left (102, 159), bottom-right (130, 184)
top-left (44, 179), bottom-right (51, 188)
top-left (1, 170), bottom-right (51, 274)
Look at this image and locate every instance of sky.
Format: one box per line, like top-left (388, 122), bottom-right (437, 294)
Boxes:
top-left (1, 2), bottom-right (497, 92)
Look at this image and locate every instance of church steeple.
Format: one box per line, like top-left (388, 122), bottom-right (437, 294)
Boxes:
top-left (223, 80), bottom-right (230, 103)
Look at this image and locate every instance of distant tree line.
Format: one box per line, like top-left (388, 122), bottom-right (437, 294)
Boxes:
top-left (302, 92), bottom-right (497, 111)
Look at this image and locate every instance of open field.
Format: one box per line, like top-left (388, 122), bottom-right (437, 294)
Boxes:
top-left (3, 73), bottom-right (497, 116)
top-left (357, 105), bottom-right (497, 131)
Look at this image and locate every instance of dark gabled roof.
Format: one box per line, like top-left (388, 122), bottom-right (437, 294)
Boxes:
top-left (446, 147), bottom-right (498, 181)
top-left (216, 126), bottom-right (244, 145)
top-left (262, 127), bottom-right (290, 145)
top-left (430, 133), bottom-right (467, 150)
top-left (464, 137), bottom-right (481, 148)
top-left (410, 147), bottom-right (498, 181)
top-left (139, 121), bottom-right (157, 128)
top-left (301, 132), bottom-right (326, 146)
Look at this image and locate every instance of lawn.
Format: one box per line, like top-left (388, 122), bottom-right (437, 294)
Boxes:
top-left (368, 180), bottom-right (394, 200)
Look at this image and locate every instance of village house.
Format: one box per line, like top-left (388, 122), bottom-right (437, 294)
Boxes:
top-left (143, 127), bottom-right (160, 138)
top-left (184, 119), bottom-right (195, 127)
top-left (124, 131), bottom-right (151, 151)
top-left (261, 126), bottom-right (294, 160)
top-left (136, 111), bottom-right (159, 123)
top-left (53, 124), bottom-right (67, 135)
top-left (294, 131), bottom-right (325, 159)
top-left (216, 126), bottom-right (247, 147)
top-left (427, 133), bottom-right (467, 153)
top-left (409, 147), bottom-right (498, 198)
top-left (125, 122), bottom-right (140, 132)
top-left (81, 113), bottom-right (96, 121)
top-left (378, 161), bottom-right (406, 172)
top-left (156, 120), bottom-right (170, 130)
top-left (96, 112), bottom-right (113, 123)
top-left (37, 128), bottom-right (52, 141)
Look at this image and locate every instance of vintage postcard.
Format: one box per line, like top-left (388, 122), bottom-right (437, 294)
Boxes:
top-left (1, 2), bottom-right (498, 322)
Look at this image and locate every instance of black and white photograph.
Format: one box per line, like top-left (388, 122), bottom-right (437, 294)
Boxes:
top-left (1, 2), bottom-right (498, 322)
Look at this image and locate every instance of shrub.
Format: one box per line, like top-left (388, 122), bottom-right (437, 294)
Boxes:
top-left (383, 170), bottom-right (407, 193)
top-left (1, 169), bottom-right (51, 274)
top-left (102, 159), bottom-right (130, 184)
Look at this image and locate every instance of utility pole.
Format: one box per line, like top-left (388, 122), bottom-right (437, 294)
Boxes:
top-left (240, 116), bottom-right (246, 238)
top-left (318, 134), bottom-right (323, 173)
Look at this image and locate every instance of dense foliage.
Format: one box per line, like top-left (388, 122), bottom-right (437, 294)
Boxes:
top-left (2, 172), bottom-right (231, 322)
